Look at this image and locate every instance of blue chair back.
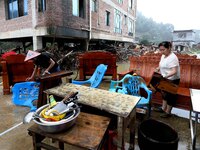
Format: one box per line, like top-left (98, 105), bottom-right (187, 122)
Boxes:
top-left (122, 75), bottom-right (145, 95)
top-left (90, 64), bottom-right (108, 88)
top-left (12, 81), bottom-right (40, 111)
top-left (109, 74), bottom-right (152, 117)
top-left (72, 64), bottom-right (108, 88)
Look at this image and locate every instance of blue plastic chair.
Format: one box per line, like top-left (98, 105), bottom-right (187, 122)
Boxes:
top-left (109, 74), bottom-right (152, 117)
top-left (12, 81), bottom-right (40, 112)
top-left (72, 64), bottom-right (108, 88)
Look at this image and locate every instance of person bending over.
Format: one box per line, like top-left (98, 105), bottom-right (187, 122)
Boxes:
top-left (25, 50), bottom-right (60, 81)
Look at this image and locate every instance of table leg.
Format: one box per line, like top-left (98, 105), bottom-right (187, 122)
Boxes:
top-left (29, 131), bottom-right (45, 150)
top-left (190, 110), bottom-right (198, 150)
top-left (116, 109), bottom-right (136, 150)
top-left (193, 112), bottom-right (198, 150)
top-left (117, 116), bottom-right (125, 150)
top-left (129, 110), bottom-right (136, 150)
top-left (58, 141), bottom-right (64, 149)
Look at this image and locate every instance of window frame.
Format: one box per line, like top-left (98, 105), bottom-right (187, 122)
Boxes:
top-left (105, 10), bottom-right (110, 26)
top-left (38, 0), bottom-right (46, 12)
top-left (129, 0), bottom-right (133, 9)
top-left (114, 9), bottom-right (122, 34)
top-left (118, 0), bottom-right (123, 4)
top-left (72, 0), bottom-right (85, 18)
top-left (7, 0), bottom-right (28, 19)
top-left (128, 18), bottom-right (134, 36)
top-left (91, 0), bottom-right (97, 12)
top-left (124, 15), bottom-right (127, 25)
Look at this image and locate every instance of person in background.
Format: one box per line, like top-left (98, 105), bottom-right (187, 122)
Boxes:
top-left (154, 41), bottom-right (180, 118)
top-left (25, 50), bottom-right (60, 81)
top-left (1, 46), bottom-right (21, 60)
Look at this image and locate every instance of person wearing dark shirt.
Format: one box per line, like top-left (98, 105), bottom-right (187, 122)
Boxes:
top-left (25, 50), bottom-right (60, 81)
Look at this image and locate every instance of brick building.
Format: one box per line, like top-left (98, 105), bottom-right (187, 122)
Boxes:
top-left (172, 30), bottom-right (196, 51)
top-left (0, 0), bottom-right (136, 51)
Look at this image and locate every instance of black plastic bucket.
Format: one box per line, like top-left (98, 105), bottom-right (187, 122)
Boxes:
top-left (138, 119), bottom-right (179, 150)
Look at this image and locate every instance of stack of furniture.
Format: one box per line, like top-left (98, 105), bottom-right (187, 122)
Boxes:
top-left (78, 51), bottom-right (117, 80)
top-left (118, 53), bottom-right (200, 110)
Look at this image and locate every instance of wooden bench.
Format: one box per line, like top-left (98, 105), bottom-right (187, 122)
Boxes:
top-left (1, 54), bottom-right (34, 95)
top-left (118, 54), bottom-right (200, 110)
top-left (78, 51), bottom-right (117, 80)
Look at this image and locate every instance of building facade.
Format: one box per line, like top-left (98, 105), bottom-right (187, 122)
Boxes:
top-left (0, 0), bottom-right (136, 51)
top-left (172, 30), bottom-right (196, 51)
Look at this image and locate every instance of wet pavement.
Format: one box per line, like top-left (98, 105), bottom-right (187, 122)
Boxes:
top-left (0, 62), bottom-right (200, 150)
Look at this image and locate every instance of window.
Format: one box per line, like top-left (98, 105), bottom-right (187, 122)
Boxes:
top-left (114, 9), bottom-right (122, 34)
top-left (128, 18), bottom-right (134, 36)
top-left (178, 33), bottom-right (186, 38)
top-left (118, 0), bottom-right (123, 4)
top-left (124, 15), bottom-right (127, 25)
top-left (72, 0), bottom-right (85, 18)
top-left (38, 0), bottom-right (46, 12)
top-left (105, 11), bottom-right (110, 26)
top-left (129, 0), bottom-right (133, 9)
top-left (23, 0), bottom-right (28, 15)
top-left (8, 0), bottom-right (28, 19)
top-left (91, 0), bottom-right (97, 12)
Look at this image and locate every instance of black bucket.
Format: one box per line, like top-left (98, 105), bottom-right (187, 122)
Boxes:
top-left (138, 119), bottom-right (179, 150)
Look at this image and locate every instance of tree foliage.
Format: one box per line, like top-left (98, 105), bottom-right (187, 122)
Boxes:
top-left (0, 42), bottom-right (18, 53)
top-left (135, 11), bottom-right (174, 44)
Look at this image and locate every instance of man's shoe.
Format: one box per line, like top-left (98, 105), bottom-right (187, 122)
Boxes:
top-left (154, 107), bottom-right (165, 113)
top-left (160, 112), bottom-right (172, 118)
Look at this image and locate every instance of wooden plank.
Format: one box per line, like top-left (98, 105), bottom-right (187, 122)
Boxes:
top-left (37, 71), bottom-right (73, 108)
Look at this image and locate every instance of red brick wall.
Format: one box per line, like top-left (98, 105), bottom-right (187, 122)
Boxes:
top-left (0, 0), bottom-right (135, 41)
top-left (0, 0), bottom-right (32, 32)
top-left (36, 0), bottom-right (89, 30)
top-left (0, 0), bottom-right (90, 32)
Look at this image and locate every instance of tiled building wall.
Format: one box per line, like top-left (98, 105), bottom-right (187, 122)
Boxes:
top-left (36, 0), bottom-right (89, 30)
top-left (0, 0), bottom-right (32, 32)
top-left (91, 0), bottom-right (136, 39)
top-left (0, 0), bottom-right (135, 42)
top-left (0, 0), bottom-right (90, 32)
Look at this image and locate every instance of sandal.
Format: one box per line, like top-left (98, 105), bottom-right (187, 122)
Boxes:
top-left (154, 107), bottom-right (165, 113)
top-left (160, 112), bottom-right (172, 118)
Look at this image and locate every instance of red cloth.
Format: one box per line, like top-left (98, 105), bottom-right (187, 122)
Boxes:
top-left (1, 51), bottom-right (17, 59)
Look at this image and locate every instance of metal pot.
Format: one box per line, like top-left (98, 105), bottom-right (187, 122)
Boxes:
top-left (33, 103), bottom-right (80, 133)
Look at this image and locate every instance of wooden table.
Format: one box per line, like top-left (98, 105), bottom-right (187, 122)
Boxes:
top-left (44, 83), bottom-right (140, 149)
top-left (189, 88), bottom-right (200, 150)
top-left (28, 112), bottom-right (110, 150)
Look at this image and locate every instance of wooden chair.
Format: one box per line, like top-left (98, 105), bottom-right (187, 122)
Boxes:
top-left (1, 54), bottom-right (34, 94)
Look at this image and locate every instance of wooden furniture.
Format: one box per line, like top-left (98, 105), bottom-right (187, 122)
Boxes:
top-left (1, 54), bottom-right (34, 95)
top-left (189, 89), bottom-right (200, 150)
top-left (149, 72), bottom-right (178, 94)
top-left (28, 112), bottom-right (110, 150)
top-left (118, 55), bottom-right (200, 110)
top-left (44, 83), bottom-right (140, 149)
top-left (78, 51), bottom-right (117, 80)
top-left (37, 70), bottom-right (73, 108)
